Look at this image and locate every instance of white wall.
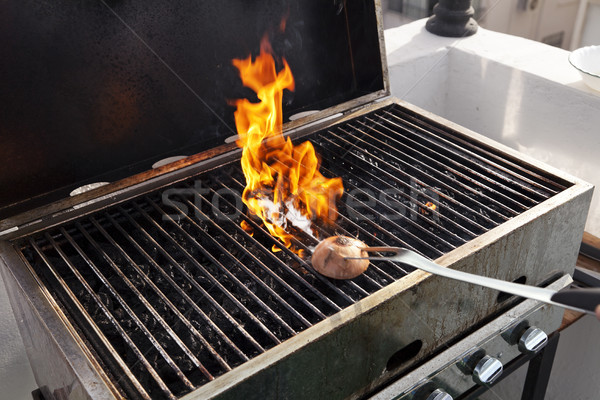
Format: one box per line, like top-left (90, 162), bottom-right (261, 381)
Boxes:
top-left (578, 2), bottom-right (600, 47)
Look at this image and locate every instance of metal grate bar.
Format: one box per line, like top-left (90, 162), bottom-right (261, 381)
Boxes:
top-left (333, 181), bottom-right (449, 256)
top-left (319, 161), bottom-right (471, 245)
top-left (180, 192), bottom-right (345, 312)
top-left (269, 157), bottom-right (458, 254)
top-left (164, 193), bottom-right (318, 328)
top-left (321, 141), bottom-right (503, 233)
top-left (335, 207), bottom-right (416, 253)
top-left (28, 235), bottom-right (154, 400)
top-left (206, 179), bottom-right (356, 307)
top-left (313, 131), bottom-right (504, 245)
top-left (356, 116), bottom-right (539, 208)
top-left (217, 165), bottom-right (436, 279)
top-left (385, 107), bottom-right (566, 193)
top-left (322, 158), bottom-right (484, 238)
top-left (132, 200), bottom-right (284, 345)
top-left (382, 108), bottom-right (565, 195)
top-left (323, 128), bottom-right (514, 221)
top-left (221, 174), bottom-right (373, 299)
top-left (142, 197), bottom-right (300, 339)
top-left (212, 176), bottom-right (364, 304)
top-left (116, 204), bottom-right (264, 358)
top-left (211, 176), bottom-right (357, 307)
top-left (212, 176), bottom-right (408, 284)
top-left (259, 159), bottom-right (417, 283)
top-left (55, 228), bottom-right (180, 398)
top-left (177, 190), bottom-right (336, 318)
top-left (102, 211), bottom-right (234, 373)
top-left (88, 216), bottom-right (217, 381)
top-left (219, 171), bottom-right (423, 295)
top-left (221, 170), bottom-right (419, 259)
top-left (72, 222), bottom-right (196, 391)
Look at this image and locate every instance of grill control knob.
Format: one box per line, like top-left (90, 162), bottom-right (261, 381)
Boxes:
top-left (472, 355), bottom-right (503, 386)
top-left (518, 326), bottom-right (548, 354)
top-left (425, 389), bottom-right (453, 400)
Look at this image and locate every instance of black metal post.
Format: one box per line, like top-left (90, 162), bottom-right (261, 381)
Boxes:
top-left (425, 0), bottom-right (478, 37)
top-left (520, 332), bottom-right (560, 400)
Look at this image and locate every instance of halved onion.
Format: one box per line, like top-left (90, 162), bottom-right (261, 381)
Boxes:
top-left (311, 236), bottom-right (369, 279)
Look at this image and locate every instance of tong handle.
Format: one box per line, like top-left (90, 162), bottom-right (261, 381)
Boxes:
top-left (358, 247), bottom-right (598, 315)
top-left (551, 288), bottom-right (600, 314)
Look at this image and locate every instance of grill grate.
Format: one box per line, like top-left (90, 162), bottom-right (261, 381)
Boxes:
top-left (15, 104), bottom-right (569, 399)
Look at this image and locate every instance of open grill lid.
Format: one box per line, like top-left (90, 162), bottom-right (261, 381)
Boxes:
top-left (0, 0), bottom-right (388, 223)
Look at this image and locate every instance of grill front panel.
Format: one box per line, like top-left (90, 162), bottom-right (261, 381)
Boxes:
top-left (15, 104), bottom-right (570, 399)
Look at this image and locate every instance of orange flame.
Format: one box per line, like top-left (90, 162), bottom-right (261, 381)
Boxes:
top-left (231, 37), bottom-right (344, 252)
top-left (420, 201), bottom-right (437, 215)
top-left (425, 201), bottom-right (437, 211)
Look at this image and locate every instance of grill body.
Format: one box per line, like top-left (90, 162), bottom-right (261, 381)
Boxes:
top-left (0, 99), bottom-right (593, 400)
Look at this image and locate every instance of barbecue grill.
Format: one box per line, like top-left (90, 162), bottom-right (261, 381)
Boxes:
top-left (0, 1), bottom-right (593, 400)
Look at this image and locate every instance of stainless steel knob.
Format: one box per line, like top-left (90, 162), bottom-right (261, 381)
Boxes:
top-left (518, 326), bottom-right (548, 354)
top-left (425, 389), bottom-right (453, 400)
top-left (473, 355), bottom-right (503, 386)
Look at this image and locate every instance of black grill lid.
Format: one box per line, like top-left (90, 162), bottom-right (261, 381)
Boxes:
top-left (0, 0), bottom-right (387, 221)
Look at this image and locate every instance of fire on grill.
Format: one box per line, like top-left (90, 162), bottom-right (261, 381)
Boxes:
top-left (230, 34), bottom-right (343, 256)
top-left (0, 1), bottom-right (593, 400)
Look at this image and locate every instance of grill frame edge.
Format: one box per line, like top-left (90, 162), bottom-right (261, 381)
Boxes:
top-left (0, 98), bottom-right (594, 400)
top-left (0, 240), bottom-right (122, 400)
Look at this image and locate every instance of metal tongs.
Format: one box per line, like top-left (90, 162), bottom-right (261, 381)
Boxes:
top-left (347, 247), bottom-right (600, 316)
